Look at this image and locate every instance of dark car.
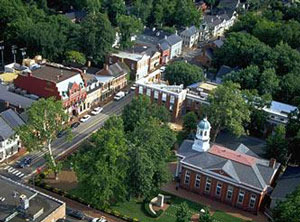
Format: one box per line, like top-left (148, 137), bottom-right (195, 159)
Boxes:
top-left (57, 130), bottom-right (66, 138)
top-left (70, 122), bottom-right (80, 129)
top-left (57, 219), bottom-right (71, 222)
top-left (18, 157), bottom-right (32, 168)
top-left (66, 208), bottom-right (85, 220)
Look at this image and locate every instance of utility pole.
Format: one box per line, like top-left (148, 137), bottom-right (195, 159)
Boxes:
top-left (11, 45), bottom-right (17, 64)
top-left (0, 41), bottom-right (4, 72)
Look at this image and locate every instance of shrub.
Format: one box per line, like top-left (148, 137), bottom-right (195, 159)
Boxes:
top-left (112, 210), bottom-right (120, 217)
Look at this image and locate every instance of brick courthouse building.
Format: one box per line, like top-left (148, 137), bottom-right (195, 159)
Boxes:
top-left (176, 118), bottom-right (280, 213)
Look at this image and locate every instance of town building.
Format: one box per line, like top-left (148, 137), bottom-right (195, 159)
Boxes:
top-left (82, 73), bottom-right (102, 111)
top-left (0, 109), bottom-right (25, 162)
top-left (263, 101), bottom-right (298, 126)
top-left (176, 118), bottom-right (280, 213)
top-left (14, 63), bottom-right (87, 116)
top-left (96, 62), bottom-right (129, 100)
top-left (126, 44), bottom-right (161, 72)
top-left (108, 51), bottom-right (149, 80)
top-left (0, 175), bottom-right (66, 222)
top-left (160, 33), bottom-right (183, 59)
top-left (180, 26), bottom-right (200, 48)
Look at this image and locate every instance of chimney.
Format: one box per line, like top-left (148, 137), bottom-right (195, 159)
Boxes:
top-left (104, 63), bottom-right (109, 70)
top-left (152, 27), bottom-right (156, 32)
top-left (175, 30), bottom-right (178, 35)
top-left (186, 26), bottom-right (189, 30)
top-left (5, 101), bottom-right (10, 108)
top-left (165, 35), bottom-right (167, 40)
top-left (269, 158), bottom-right (276, 169)
top-left (20, 194), bottom-right (29, 210)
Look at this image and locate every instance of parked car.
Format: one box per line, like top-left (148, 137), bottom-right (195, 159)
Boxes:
top-left (91, 107), bottom-right (103, 115)
top-left (18, 157), bottom-right (32, 168)
top-left (70, 122), bottom-right (80, 129)
top-left (130, 83), bottom-right (136, 91)
top-left (57, 130), bottom-right (66, 138)
top-left (80, 115), bottom-right (91, 122)
top-left (90, 216), bottom-right (107, 222)
top-left (114, 91), bottom-right (125, 101)
top-left (57, 219), bottom-right (72, 222)
top-left (66, 208), bottom-right (85, 220)
top-left (159, 66), bottom-right (166, 72)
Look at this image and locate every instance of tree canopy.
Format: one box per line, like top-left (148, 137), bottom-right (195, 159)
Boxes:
top-left (165, 61), bottom-right (205, 87)
top-left (273, 186), bottom-right (300, 222)
top-left (205, 82), bottom-right (251, 142)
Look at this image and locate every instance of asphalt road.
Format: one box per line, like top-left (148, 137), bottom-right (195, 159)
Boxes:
top-left (0, 92), bottom-right (134, 181)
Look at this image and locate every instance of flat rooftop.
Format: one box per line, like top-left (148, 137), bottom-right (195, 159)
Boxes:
top-left (111, 51), bottom-right (146, 61)
top-left (26, 64), bottom-right (80, 83)
top-left (0, 175), bottom-right (64, 222)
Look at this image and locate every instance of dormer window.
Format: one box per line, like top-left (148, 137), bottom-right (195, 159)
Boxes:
top-left (200, 130), bottom-right (203, 136)
top-left (204, 131), bottom-right (207, 136)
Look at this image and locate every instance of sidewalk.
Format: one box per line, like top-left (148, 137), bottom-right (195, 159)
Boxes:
top-left (161, 182), bottom-right (268, 222)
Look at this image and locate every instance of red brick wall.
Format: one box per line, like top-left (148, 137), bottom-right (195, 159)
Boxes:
top-left (180, 167), bottom-right (262, 213)
top-left (14, 74), bottom-right (61, 100)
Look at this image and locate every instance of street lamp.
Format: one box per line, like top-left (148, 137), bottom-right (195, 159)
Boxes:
top-left (20, 47), bottom-right (27, 60)
top-left (11, 45), bottom-right (17, 63)
top-left (0, 41), bottom-right (4, 72)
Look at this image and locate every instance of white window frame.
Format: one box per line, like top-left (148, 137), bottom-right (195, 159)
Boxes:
top-left (215, 182), bottom-right (222, 196)
top-left (205, 177), bottom-right (211, 192)
top-left (194, 174), bottom-right (201, 188)
top-left (237, 190), bottom-right (245, 205)
top-left (226, 186), bottom-right (233, 200)
top-left (184, 170), bottom-right (190, 185)
top-left (249, 194), bottom-right (256, 208)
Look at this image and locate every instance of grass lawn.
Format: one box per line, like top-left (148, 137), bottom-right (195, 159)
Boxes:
top-left (111, 195), bottom-right (249, 222)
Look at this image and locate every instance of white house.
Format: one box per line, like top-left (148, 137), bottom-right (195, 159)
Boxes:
top-left (180, 26), bottom-right (200, 48)
top-left (0, 109), bottom-right (25, 162)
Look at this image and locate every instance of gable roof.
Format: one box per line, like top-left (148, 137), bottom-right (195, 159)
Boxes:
top-left (180, 26), bottom-right (199, 37)
top-left (166, 34), bottom-right (182, 46)
top-left (216, 65), bottom-right (239, 79)
top-left (178, 140), bottom-right (279, 190)
top-left (271, 166), bottom-right (300, 201)
top-left (0, 117), bottom-right (14, 141)
top-left (0, 109), bottom-right (25, 129)
top-left (96, 62), bottom-right (129, 78)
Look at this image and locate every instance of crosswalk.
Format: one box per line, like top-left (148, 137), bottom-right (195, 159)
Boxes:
top-left (3, 166), bottom-right (25, 178)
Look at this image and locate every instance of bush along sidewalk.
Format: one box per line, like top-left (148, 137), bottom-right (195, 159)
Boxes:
top-left (31, 175), bottom-right (141, 222)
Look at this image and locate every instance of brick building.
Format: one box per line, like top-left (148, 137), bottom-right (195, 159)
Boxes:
top-left (0, 175), bottom-right (66, 222)
top-left (176, 118), bottom-right (280, 213)
top-left (14, 63), bottom-right (87, 116)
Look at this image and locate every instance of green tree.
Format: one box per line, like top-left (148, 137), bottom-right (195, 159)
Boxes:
top-left (74, 116), bottom-right (128, 208)
top-left (198, 207), bottom-right (213, 222)
top-left (173, 0), bottom-right (202, 27)
top-left (102, 0), bottom-right (126, 26)
top-left (131, 0), bottom-right (153, 23)
top-left (183, 112), bottom-right (198, 134)
top-left (205, 0), bottom-right (215, 15)
top-left (17, 98), bottom-right (69, 179)
top-left (176, 202), bottom-right (190, 222)
top-left (122, 96), bottom-right (170, 132)
top-left (165, 61), bottom-right (205, 87)
top-left (205, 82), bottom-right (251, 142)
top-left (286, 107), bottom-right (300, 163)
top-left (273, 186), bottom-right (300, 222)
top-left (258, 68), bottom-right (279, 95)
top-left (279, 71), bottom-right (300, 105)
top-left (65, 50), bottom-right (86, 65)
top-left (265, 125), bottom-right (289, 164)
top-left (80, 13), bottom-right (115, 65)
top-left (117, 15), bottom-right (143, 49)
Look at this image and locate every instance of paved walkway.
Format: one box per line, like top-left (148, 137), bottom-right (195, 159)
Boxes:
top-left (161, 182), bottom-right (268, 222)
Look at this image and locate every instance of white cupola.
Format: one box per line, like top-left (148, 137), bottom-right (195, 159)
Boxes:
top-left (192, 117), bottom-right (211, 152)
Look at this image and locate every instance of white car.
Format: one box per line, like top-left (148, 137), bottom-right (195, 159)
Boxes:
top-left (91, 216), bottom-right (107, 222)
top-left (91, 107), bottom-right (103, 115)
top-left (114, 91), bottom-right (125, 101)
top-left (80, 115), bottom-right (91, 122)
top-left (159, 66), bottom-right (166, 72)
top-left (130, 84), bottom-right (136, 91)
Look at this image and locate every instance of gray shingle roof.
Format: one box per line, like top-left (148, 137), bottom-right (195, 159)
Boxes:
top-left (0, 117), bottom-right (14, 141)
top-left (178, 140), bottom-right (279, 190)
top-left (0, 109), bottom-right (25, 129)
top-left (271, 166), bottom-right (300, 200)
top-left (180, 26), bottom-right (199, 37)
top-left (166, 34), bottom-right (182, 45)
top-left (0, 84), bottom-right (34, 109)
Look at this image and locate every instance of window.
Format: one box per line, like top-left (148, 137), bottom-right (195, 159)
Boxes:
top-left (200, 130), bottom-right (203, 136)
top-left (249, 194), bottom-right (256, 208)
top-left (184, 171), bottom-right (190, 185)
top-left (238, 190), bottom-right (245, 204)
top-left (226, 186), bottom-right (233, 200)
top-left (205, 178), bottom-right (211, 192)
top-left (204, 131), bottom-right (207, 136)
top-left (195, 174), bottom-right (201, 188)
top-left (216, 183), bottom-right (222, 196)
